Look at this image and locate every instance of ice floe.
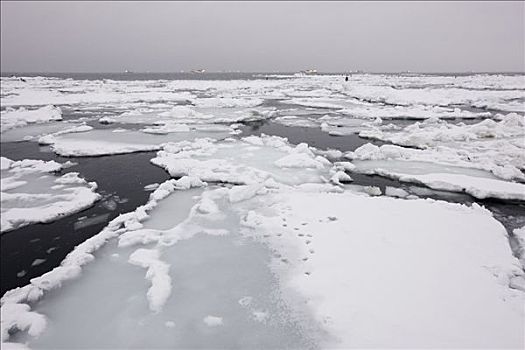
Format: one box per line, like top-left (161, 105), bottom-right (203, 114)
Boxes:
top-left (362, 114), bottom-right (525, 179)
top-left (4, 178), bottom-right (522, 348)
top-left (1, 106), bottom-right (62, 133)
top-left (0, 157), bottom-right (100, 232)
top-left (193, 97), bottom-right (263, 108)
top-left (239, 189), bottom-right (524, 348)
top-left (151, 135), bottom-right (333, 186)
top-left (360, 112), bottom-right (524, 148)
top-left (347, 148), bottom-right (525, 200)
top-left (354, 164), bottom-right (525, 200)
top-left (40, 128), bottom-right (232, 157)
top-left (0, 121), bottom-right (93, 143)
top-left (354, 139), bottom-right (524, 179)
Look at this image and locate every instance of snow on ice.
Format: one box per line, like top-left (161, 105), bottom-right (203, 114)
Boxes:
top-left (41, 128), bottom-right (233, 157)
top-left (0, 106), bottom-right (62, 133)
top-left (3, 175), bottom-right (523, 348)
top-left (1, 73), bottom-right (524, 349)
top-left (0, 157), bottom-right (100, 232)
top-left (2, 134), bottom-right (524, 348)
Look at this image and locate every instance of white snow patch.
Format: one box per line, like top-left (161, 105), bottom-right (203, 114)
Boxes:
top-left (143, 183), bottom-right (160, 191)
top-left (352, 159), bottom-right (525, 201)
top-left (514, 226), bottom-right (525, 268)
top-left (128, 248), bottom-right (172, 313)
top-left (1, 158), bottom-right (100, 232)
top-left (1, 105), bottom-right (62, 133)
top-left (203, 315), bottom-right (223, 327)
top-left (151, 135), bottom-right (332, 186)
top-left (384, 186), bottom-right (409, 198)
top-left (1, 303), bottom-right (46, 343)
top-left (246, 189), bottom-right (525, 348)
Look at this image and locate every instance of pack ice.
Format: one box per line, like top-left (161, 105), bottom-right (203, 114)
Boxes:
top-left (1, 135), bottom-right (523, 349)
top-left (348, 113), bottom-right (525, 200)
top-left (1, 73), bottom-right (524, 349)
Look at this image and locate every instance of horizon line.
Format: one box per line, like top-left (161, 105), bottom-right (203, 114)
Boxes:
top-left (2, 70), bottom-right (525, 75)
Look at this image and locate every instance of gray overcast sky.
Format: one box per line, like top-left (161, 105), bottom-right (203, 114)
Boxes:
top-left (1, 1), bottom-right (524, 73)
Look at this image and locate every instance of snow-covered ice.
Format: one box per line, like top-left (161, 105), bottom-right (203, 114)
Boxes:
top-left (0, 121), bottom-right (90, 143)
top-left (0, 157), bottom-right (100, 232)
top-left (1, 73), bottom-right (524, 349)
top-left (203, 315), bottom-right (224, 327)
top-left (345, 142), bottom-right (525, 200)
top-left (151, 135), bottom-right (333, 186)
top-left (358, 114), bottom-right (525, 181)
top-left (3, 176), bottom-right (523, 348)
top-left (0, 106), bottom-right (62, 133)
top-left (41, 128), bottom-right (232, 157)
top-left (350, 158), bottom-right (525, 201)
top-left (242, 188), bottom-right (524, 348)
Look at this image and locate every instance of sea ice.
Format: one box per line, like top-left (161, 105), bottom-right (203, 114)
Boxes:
top-left (514, 226), bottom-right (525, 268)
top-left (384, 186), bottom-right (409, 198)
top-left (151, 135), bottom-right (334, 186)
top-left (203, 315), bottom-right (224, 327)
top-left (2, 171), bottom-right (523, 349)
top-left (2, 72), bottom-right (524, 350)
top-left (239, 189), bottom-right (524, 348)
top-left (360, 113), bottom-right (524, 148)
top-left (0, 121), bottom-right (90, 143)
top-left (0, 105), bottom-right (62, 133)
top-left (42, 128), bottom-right (232, 157)
top-left (351, 158), bottom-right (525, 200)
top-left (349, 141), bottom-right (525, 181)
top-left (0, 157), bottom-right (100, 232)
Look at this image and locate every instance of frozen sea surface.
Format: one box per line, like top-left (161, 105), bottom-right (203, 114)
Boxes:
top-left (0, 142), bottom-right (169, 295)
top-left (1, 72), bottom-right (524, 349)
